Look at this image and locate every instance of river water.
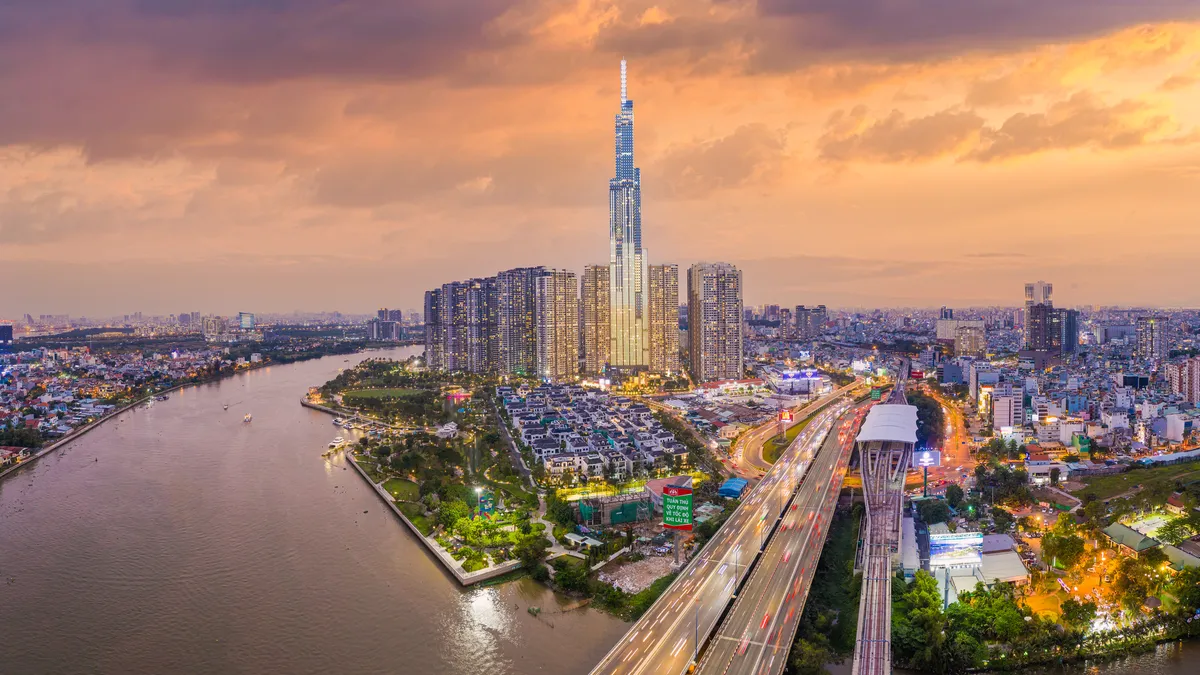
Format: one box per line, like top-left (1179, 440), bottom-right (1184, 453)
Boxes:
top-left (0, 347), bottom-right (628, 675)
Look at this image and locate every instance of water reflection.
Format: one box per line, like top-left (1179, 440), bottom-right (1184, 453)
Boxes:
top-left (0, 347), bottom-right (628, 675)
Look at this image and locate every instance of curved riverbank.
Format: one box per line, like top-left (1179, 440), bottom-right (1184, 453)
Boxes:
top-left (0, 347), bottom-right (629, 675)
top-left (0, 380), bottom-right (188, 482)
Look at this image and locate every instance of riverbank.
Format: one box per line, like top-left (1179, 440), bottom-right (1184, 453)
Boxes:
top-left (0, 380), bottom-right (189, 482)
top-left (343, 448), bottom-right (524, 586)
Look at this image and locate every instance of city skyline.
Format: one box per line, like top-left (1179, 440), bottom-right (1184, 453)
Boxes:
top-left (6, 2), bottom-right (1200, 315)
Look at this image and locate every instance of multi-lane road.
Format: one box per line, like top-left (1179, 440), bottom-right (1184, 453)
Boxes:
top-left (731, 381), bottom-right (861, 477)
top-left (696, 402), bottom-right (868, 675)
top-left (589, 399), bottom-right (852, 675)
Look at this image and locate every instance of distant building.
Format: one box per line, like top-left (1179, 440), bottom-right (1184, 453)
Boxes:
top-left (688, 262), bottom-right (743, 382)
top-left (581, 265), bottom-right (611, 375)
top-left (237, 312), bottom-right (255, 330)
top-left (794, 305), bottom-right (827, 339)
top-left (648, 263), bottom-right (680, 375)
top-left (497, 266), bottom-right (544, 376)
top-left (201, 316), bottom-right (226, 337)
top-left (535, 269), bottom-right (580, 382)
top-left (1136, 316), bottom-right (1169, 362)
top-left (0, 323), bottom-right (12, 352)
top-left (954, 325), bottom-right (986, 357)
top-left (937, 318), bottom-right (984, 342)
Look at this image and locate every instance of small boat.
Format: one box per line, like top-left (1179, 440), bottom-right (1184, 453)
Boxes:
top-left (332, 418), bottom-right (344, 426)
top-left (155, 395), bottom-right (169, 401)
top-left (330, 436), bottom-right (345, 448)
top-left (223, 404), bottom-right (229, 411)
top-left (243, 413), bottom-right (253, 423)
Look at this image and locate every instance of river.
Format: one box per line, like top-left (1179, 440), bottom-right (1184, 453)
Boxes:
top-left (0, 347), bottom-right (628, 675)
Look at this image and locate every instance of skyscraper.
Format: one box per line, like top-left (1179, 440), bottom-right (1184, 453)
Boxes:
top-left (1023, 280), bottom-right (1053, 348)
top-left (609, 60), bottom-right (649, 369)
top-left (581, 265), bottom-right (611, 374)
top-left (424, 288), bottom-right (444, 370)
top-left (688, 262), bottom-right (743, 382)
top-left (794, 305), bottom-right (828, 339)
top-left (497, 267), bottom-right (544, 376)
top-left (648, 263), bottom-right (680, 374)
top-left (1137, 316), bottom-right (1169, 362)
top-left (535, 270), bottom-right (580, 381)
top-left (954, 325), bottom-right (986, 358)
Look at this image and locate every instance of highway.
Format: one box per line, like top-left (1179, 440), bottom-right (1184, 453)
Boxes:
top-left (695, 402), bottom-right (869, 675)
top-left (589, 399), bottom-right (852, 675)
top-left (731, 381), bottom-right (861, 477)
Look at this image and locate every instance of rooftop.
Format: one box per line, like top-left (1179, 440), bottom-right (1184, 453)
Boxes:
top-left (856, 404), bottom-right (918, 444)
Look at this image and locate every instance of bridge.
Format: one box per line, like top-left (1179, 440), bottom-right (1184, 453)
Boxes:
top-left (850, 372), bottom-right (917, 675)
top-left (588, 396), bottom-right (853, 675)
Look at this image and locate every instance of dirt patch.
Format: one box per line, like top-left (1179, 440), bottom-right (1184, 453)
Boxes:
top-left (598, 555), bottom-right (680, 594)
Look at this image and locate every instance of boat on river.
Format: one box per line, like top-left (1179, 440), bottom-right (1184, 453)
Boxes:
top-left (243, 413), bottom-right (253, 423)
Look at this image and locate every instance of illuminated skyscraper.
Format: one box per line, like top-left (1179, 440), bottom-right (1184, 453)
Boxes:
top-left (688, 262), bottom-right (743, 382)
top-left (535, 270), bottom-right (580, 382)
top-left (581, 265), bottom-right (611, 374)
top-left (609, 60), bottom-right (649, 368)
top-left (648, 263), bottom-right (679, 374)
top-left (1137, 316), bottom-right (1169, 362)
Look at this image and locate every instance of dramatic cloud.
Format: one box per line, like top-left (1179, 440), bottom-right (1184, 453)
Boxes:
top-left (757, 0), bottom-right (1200, 58)
top-left (818, 107), bottom-right (984, 163)
top-left (651, 124), bottom-right (789, 199)
top-left (4, 1), bottom-right (1200, 314)
top-left (819, 92), bottom-right (1196, 163)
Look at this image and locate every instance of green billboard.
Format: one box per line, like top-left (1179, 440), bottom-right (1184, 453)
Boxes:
top-left (662, 485), bottom-right (693, 531)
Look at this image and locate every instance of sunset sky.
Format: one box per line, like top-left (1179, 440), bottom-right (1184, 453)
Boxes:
top-left (4, 0), bottom-right (1200, 316)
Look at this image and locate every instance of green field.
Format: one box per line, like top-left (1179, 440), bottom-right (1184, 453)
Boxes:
top-left (1071, 460), bottom-right (1200, 501)
top-left (397, 502), bottom-right (434, 535)
top-left (383, 477), bottom-right (421, 501)
top-left (343, 388), bottom-right (425, 400)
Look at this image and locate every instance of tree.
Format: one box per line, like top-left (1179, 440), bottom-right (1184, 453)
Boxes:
top-left (1050, 467), bottom-right (1061, 486)
top-left (992, 508), bottom-right (1014, 533)
top-left (438, 499), bottom-right (470, 530)
top-left (917, 499), bottom-right (951, 525)
top-left (1155, 516), bottom-right (1195, 546)
top-left (1060, 598), bottom-right (1097, 631)
top-left (789, 637), bottom-right (833, 675)
top-left (1170, 565), bottom-right (1200, 613)
top-left (514, 534), bottom-right (550, 571)
top-left (945, 484), bottom-right (964, 510)
top-left (554, 560), bottom-right (589, 593)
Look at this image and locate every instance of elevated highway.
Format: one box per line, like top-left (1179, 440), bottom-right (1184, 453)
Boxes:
top-left (694, 402), bottom-right (869, 675)
top-left (589, 397), bottom-right (852, 675)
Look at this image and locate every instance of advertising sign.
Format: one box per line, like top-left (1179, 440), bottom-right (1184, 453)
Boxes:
top-left (478, 492), bottom-right (496, 518)
top-left (662, 485), bottom-right (694, 531)
top-left (914, 450), bottom-right (942, 468)
top-left (910, 369), bottom-right (925, 379)
top-left (929, 531), bottom-right (983, 567)
top-left (780, 410), bottom-right (794, 423)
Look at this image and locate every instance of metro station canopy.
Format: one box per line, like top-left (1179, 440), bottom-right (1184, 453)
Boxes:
top-left (856, 404), bottom-right (919, 444)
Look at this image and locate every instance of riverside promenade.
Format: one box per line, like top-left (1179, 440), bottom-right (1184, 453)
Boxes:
top-left (344, 452), bottom-right (523, 586)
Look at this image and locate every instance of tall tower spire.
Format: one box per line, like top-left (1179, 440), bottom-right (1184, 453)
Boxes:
top-left (609, 59), bottom-right (647, 369)
top-left (620, 59), bottom-right (627, 103)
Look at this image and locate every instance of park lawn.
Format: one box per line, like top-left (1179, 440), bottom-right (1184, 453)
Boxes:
top-left (382, 477), bottom-right (421, 502)
top-left (343, 388), bottom-right (426, 401)
top-left (397, 502), bottom-right (435, 536)
top-left (763, 416), bottom-right (814, 464)
top-left (354, 456), bottom-right (386, 483)
top-left (1071, 460), bottom-right (1200, 501)
top-left (462, 557), bottom-right (489, 573)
